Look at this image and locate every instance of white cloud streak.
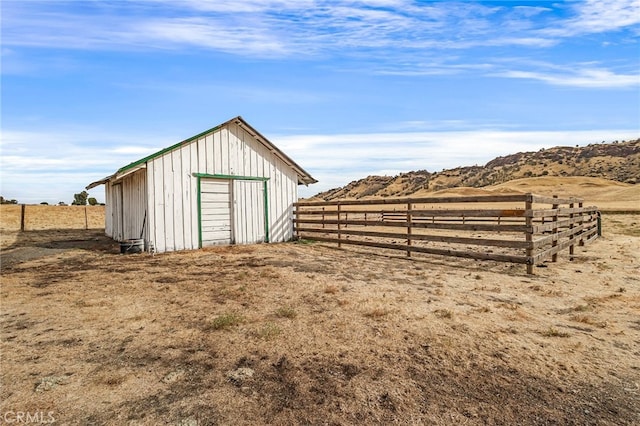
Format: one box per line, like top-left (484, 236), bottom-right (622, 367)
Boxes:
top-left (543, 0), bottom-right (640, 36)
top-left (0, 128), bottom-right (168, 204)
top-left (3, 0), bottom-right (637, 88)
top-left (3, 126), bottom-right (638, 203)
top-left (2, 0), bottom-right (640, 88)
top-left (498, 67), bottom-right (640, 88)
top-left (3, 0), bottom-right (637, 55)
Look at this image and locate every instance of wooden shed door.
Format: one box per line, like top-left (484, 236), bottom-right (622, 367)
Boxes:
top-left (233, 180), bottom-right (266, 244)
top-left (200, 179), bottom-right (232, 246)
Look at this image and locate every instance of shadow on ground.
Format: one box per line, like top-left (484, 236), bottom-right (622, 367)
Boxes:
top-left (0, 229), bottom-right (119, 269)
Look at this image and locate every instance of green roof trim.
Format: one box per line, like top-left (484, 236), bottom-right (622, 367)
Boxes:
top-left (86, 116), bottom-right (315, 189)
top-left (117, 124), bottom-right (223, 174)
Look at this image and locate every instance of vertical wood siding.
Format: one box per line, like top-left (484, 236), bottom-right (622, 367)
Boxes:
top-left (105, 183), bottom-right (114, 238)
top-left (111, 184), bottom-right (123, 241)
top-left (233, 180), bottom-right (265, 244)
top-left (121, 170), bottom-right (147, 241)
top-left (105, 169), bottom-right (147, 242)
top-left (145, 122), bottom-right (299, 253)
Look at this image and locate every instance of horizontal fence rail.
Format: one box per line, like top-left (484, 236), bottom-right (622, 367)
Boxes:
top-left (294, 194), bottom-right (599, 274)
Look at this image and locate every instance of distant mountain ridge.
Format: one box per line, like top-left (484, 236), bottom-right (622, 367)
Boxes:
top-left (312, 139), bottom-right (640, 201)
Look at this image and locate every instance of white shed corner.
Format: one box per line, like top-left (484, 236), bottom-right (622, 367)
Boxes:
top-left (87, 116), bottom-right (317, 253)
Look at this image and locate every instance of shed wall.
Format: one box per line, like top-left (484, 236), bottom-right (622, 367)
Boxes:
top-left (104, 169), bottom-right (147, 242)
top-left (146, 122), bottom-right (298, 253)
top-left (105, 183), bottom-right (114, 238)
top-left (121, 170), bottom-right (147, 241)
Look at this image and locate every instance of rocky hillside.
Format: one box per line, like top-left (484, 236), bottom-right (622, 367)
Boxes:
top-left (313, 139), bottom-right (639, 201)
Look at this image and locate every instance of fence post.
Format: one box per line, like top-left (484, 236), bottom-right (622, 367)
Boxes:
top-left (578, 201), bottom-right (585, 246)
top-left (552, 195), bottom-right (558, 262)
top-left (525, 195), bottom-right (533, 274)
top-left (84, 206), bottom-right (89, 230)
top-left (407, 202), bottom-right (412, 257)
top-left (294, 203), bottom-right (300, 239)
top-left (569, 200), bottom-right (575, 256)
top-left (337, 202), bottom-right (342, 248)
top-left (321, 207), bottom-right (325, 229)
top-left (20, 204), bottom-right (26, 231)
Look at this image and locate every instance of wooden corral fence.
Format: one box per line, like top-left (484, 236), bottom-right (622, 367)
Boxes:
top-left (294, 194), bottom-right (600, 274)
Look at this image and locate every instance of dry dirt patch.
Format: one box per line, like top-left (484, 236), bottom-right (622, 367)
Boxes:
top-left (1, 216), bottom-right (639, 424)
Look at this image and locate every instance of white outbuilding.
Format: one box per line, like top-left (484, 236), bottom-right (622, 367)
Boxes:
top-left (87, 116), bottom-right (316, 253)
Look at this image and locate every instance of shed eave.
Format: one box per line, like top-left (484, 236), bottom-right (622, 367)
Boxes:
top-left (85, 163), bottom-right (146, 190)
top-left (86, 175), bottom-right (113, 190)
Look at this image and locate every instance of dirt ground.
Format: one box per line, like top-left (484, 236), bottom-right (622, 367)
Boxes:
top-left (1, 215), bottom-right (639, 425)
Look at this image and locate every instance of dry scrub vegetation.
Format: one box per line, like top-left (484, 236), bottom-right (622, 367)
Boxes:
top-left (1, 214), bottom-right (639, 425)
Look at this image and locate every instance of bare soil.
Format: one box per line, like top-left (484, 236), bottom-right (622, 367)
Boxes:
top-left (1, 215), bottom-right (639, 425)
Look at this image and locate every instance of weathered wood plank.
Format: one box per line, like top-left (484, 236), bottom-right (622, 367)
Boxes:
top-left (295, 227), bottom-right (531, 249)
top-left (298, 235), bottom-right (530, 264)
top-left (531, 195), bottom-right (581, 205)
top-left (533, 223), bottom-right (582, 250)
top-left (532, 216), bottom-right (584, 233)
top-left (295, 193), bottom-right (529, 207)
top-left (532, 226), bottom-right (598, 264)
top-left (172, 149), bottom-right (185, 251)
top-left (298, 208), bottom-right (527, 217)
top-left (531, 221), bottom-right (598, 249)
top-left (296, 194), bottom-right (598, 274)
top-left (294, 218), bottom-right (528, 232)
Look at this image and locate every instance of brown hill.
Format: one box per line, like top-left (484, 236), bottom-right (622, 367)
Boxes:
top-left (312, 139), bottom-right (639, 201)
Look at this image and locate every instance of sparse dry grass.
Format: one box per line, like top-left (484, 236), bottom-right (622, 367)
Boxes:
top-left (363, 306), bottom-right (390, 318)
top-left (1, 213), bottom-right (639, 425)
top-left (434, 308), bottom-right (454, 319)
top-left (540, 327), bottom-right (570, 338)
top-left (255, 322), bottom-right (282, 340)
top-left (570, 314), bottom-right (608, 328)
top-left (274, 306), bottom-right (297, 319)
top-left (0, 205), bottom-right (104, 231)
top-left (208, 312), bottom-right (244, 330)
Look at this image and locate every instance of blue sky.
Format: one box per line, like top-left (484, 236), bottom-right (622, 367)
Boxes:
top-left (1, 0), bottom-right (639, 203)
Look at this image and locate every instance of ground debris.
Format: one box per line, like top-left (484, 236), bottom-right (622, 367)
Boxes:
top-left (34, 375), bottom-right (70, 392)
top-left (226, 367), bottom-right (255, 386)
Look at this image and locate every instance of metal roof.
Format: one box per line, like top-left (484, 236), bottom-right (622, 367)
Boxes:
top-left (87, 116), bottom-right (317, 190)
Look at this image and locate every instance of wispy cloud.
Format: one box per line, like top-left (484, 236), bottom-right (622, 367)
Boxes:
top-left (3, 124), bottom-right (638, 203)
top-left (4, 0), bottom-right (637, 89)
top-left (498, 67), bottom-right (640, 88)
top-left (4, 0), bottom-right (636, 56)
top-left (543, 0), bottom-right (640, 36)
top-left (0, 127), bottom-right (167, 203)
